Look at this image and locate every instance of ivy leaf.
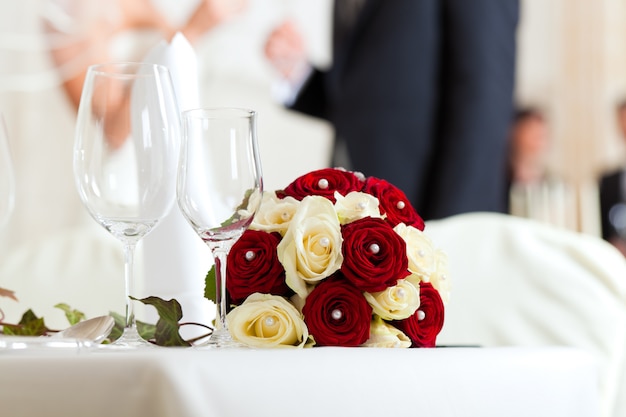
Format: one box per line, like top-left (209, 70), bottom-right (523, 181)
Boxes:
top-left (205, 266), bottom-right (216, 304)
top-left (131, 296), bottom-right (189, 347)
top-left (107, 311), bottom-right (125, 342)
top-left (0, 287), bottom-right (18, 302)
top-left (54, 303), bottom-right (86, 326)
top-left (18, 310), bottom-right (48, 335)
top-left (106, 311), bottom-right (156, 344)
top-left (137, 320), bottom-right (156, 341)
top-left (2, 309), bottom-right (49, 336)
top-left (219, 188), bottom-right (254, 228)
top-left (2, 324), bottom-right (19, 335)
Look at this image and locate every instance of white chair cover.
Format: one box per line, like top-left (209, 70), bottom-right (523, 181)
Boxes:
top-left (425, 212), bottom-right (626, 417)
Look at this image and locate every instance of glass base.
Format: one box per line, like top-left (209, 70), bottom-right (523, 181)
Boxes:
top-left (196, 328), bottom-right (244, 349)
top-left (105, 326), bottom-right (155, 350)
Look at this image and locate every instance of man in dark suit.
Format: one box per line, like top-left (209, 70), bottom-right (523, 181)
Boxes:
top-left (265, 0), bottom-right (519, 220)
top-left (599, 101), bottom-right (626, 256)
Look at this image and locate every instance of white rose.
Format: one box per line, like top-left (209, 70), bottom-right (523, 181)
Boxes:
top-left (333, 191), bottom-right (382, 224)
top-left (277, 195), bottom-right (343, 297)
top-left (361, 316), bottom-right (411, 348)
top-left (227, 293), bottom-right (308, 348)
top-left (394, 223), bottom-right (437, 281)
top-left (236, 188), bottom-right (263, 220)
top-left (430, 249), bottom-right (451, 304)
top-left (250, 192), bottom-right (300, 236)
top-left (363, 279), bottom-right (420, 320)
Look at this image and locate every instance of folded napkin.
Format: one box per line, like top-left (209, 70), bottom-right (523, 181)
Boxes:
top-left (139, 34), bottom-right (214, 334)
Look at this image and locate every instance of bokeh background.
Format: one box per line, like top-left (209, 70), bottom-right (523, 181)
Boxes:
top-left (2, 0), bottom-right (626, 325)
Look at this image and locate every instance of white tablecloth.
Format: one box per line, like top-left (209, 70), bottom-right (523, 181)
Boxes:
top-left (0, 346), bottom-right (599, 417)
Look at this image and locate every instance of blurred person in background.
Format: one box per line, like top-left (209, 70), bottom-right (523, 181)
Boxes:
top-left (507, 107), bottom-right (575, 229)
top-left (507, 108), bottom-right (549, 186)
top-left (0, 0), bottom-right (333, 325)
top-left (1, 0), bottom-right (249, 245)
top-left (0, 0), bottom-right (331, 251)
top-left (265, 0), bottom-right (519, 221)
top-left (0, 0), bottom-right (248, 325)
top-left (45, 0), bottom-right (247, 113)
top-left (40, 0), bottom-right (333, 187)
top-left (599, 100), bottom-right (626, 256)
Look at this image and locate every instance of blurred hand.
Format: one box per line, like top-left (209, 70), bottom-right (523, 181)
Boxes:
top-left (264, 20), bottom-right (308, 81)
top-left (109, 0), bottom-right (249, 42)
top-left (114, 0), bottom-right (172, 32)
top-left (182, 0), bottom-right (248, 43)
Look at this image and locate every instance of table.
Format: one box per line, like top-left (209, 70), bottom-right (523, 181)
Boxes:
top-left (0, 346), bottom-right (599, 417)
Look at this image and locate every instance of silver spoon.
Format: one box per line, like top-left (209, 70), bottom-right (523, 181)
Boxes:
top-left (54, 315), bottom-right (115, 344)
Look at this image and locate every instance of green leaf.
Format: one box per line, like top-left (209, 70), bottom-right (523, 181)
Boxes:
top-left (2, 324), bottom-right (21, 335)
top-left (3, 309), bottom-right (49, 336)
top-left (105, 311), bottom-right (156, 343)
top-left (54, 303), bottom-right (86, 326)
top-left (219, 188), bottom-right (256, 228)
top-left (137, 320), bottom-right (156, 341)
top-left (107, 311), bottom-right (125, 342)
top-left (205, 266), bottom-right (216, 304)
top-left (19, 310), bottom-right (48, 335)
top-left (131, 296), bottom-right (190, 347)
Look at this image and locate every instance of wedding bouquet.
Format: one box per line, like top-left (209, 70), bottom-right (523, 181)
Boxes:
top-left (224, 168), bottom-right (449, 348)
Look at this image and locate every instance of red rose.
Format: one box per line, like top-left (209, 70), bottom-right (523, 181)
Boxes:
top-left (280, 168), bottom-right (363, 203)
top-left (394, 282), bottom-right (444, 347)
top-left (340, 217), bottom-right (410, 292)
top-left (302, 275), bottom-right (372, 346)
top-left (226, 230), bottom-right (290, 304)
top-left (363, 177), bottom-right (424, 230)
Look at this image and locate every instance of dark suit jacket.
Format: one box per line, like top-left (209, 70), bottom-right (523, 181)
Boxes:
top-left (290, 0), bottom-right (519, 220)
top-left (599, 169), bottom-right (625, 241)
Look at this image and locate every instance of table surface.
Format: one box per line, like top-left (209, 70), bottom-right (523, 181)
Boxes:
top-left (0, 345), bottom-right (600, 417)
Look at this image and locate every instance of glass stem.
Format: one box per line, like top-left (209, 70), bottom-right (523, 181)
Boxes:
top-left (213, 249), bottom-right (229, 331)
top-left (123, 242), bottom-right (138, 331)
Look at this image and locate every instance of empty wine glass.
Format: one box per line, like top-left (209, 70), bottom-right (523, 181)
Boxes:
top-left (177, 108), bottom-right (263, 348)
top-left (73, 62), bottom-right (180, 348)
top-left (0, 114), bottom-right (15, 231)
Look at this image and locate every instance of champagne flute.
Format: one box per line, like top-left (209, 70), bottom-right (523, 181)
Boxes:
top-left (73, 62), bottom-right (180, 348)
top-left (0, 114), bottom-right (15, 231)
top-left (177, 108), bottom-right (263, 348)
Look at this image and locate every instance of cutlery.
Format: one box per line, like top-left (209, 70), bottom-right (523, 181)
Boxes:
top-left (53, 315), bottom-right (115, 344)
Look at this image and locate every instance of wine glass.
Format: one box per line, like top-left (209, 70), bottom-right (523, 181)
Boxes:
top-left (73, 62), bottom-right (180, 348)
top-left (0, 114), bottom-right (15, 231)
top-left (177, 108), bottom-right (263, 348)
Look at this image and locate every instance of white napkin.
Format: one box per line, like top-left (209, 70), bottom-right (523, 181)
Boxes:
top-left (139, 33), bottom-right (214, 335)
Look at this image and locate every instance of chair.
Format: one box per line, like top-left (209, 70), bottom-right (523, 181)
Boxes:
top-left (425, 212), bottom-right (626, 417)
